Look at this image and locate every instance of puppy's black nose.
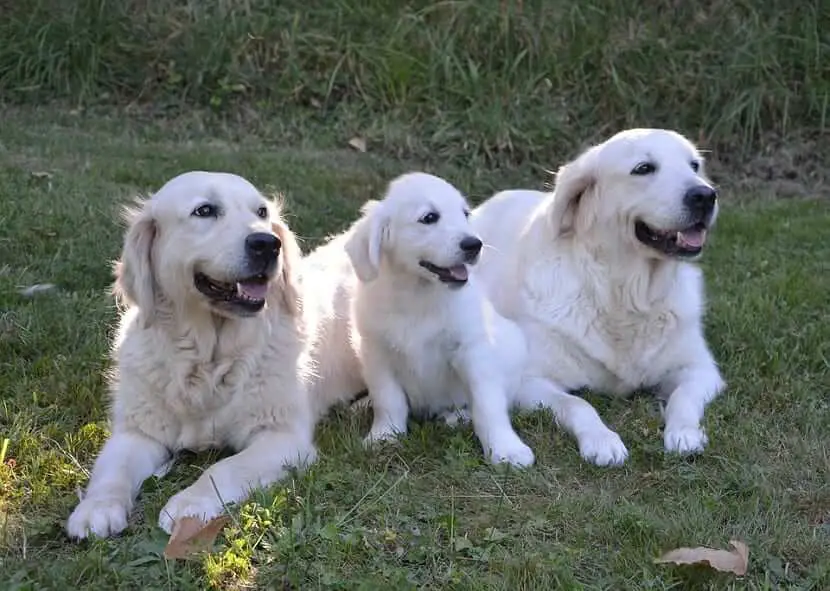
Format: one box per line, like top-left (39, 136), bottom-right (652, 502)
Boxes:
top-left (245, 232), bottom-right (281, 262)
top-left (459, 235), bottom-right (483, 256)
top-left (683, 185), bottom-right (718, 218)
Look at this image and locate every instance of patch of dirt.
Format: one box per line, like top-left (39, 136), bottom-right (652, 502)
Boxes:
top-left (707, 130), bottom-right (830, 200)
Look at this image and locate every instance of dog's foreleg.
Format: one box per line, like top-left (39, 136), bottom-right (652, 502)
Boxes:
top-left (661, 355), bottom-right (725, 455)
top-left (516, 376), bottom-right (629, 466)
top-left (158, 429), bottom-right (316, 533)
top-left (66, 430), bottom-right (171, 539)
top-left (361, 344), bottom-right (410, 446)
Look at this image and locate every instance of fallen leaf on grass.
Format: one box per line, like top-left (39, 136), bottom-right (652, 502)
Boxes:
top-left (163, 515), bottom-right (231, 560)
top-left (654, 539), bottom-right (749, 575)
top-left (347, 137), bottom-right (367, 152)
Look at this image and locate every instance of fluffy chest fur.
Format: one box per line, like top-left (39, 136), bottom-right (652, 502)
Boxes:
top-left (518, 244), bottom-right (704, 395)
top-left (112, 308), bottom-right (285, 451)
top-left (355, 284), bottom-right (471, 416)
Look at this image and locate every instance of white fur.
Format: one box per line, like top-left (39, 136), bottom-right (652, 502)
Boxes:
top-left (299, 231), bottom-right (367, 419)
top-left (344, 172), bottom-right (534, 468)
top-left (66, 171), bottom-right (316, 539)
top-left (472, 128), bottom-right (726, 465)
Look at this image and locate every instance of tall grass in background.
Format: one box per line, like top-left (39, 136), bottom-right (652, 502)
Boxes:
top-left (1, 0), bottom-right (828, 164)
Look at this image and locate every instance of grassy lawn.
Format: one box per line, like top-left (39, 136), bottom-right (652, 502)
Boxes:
top-left (0, 106), bottom-right (828, 590)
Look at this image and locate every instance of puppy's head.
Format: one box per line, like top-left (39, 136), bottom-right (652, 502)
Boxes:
top-left (548, 128), bottom-right (718, 260)
top-left (114, 171), bottom-right (301, 327)
top-left (345, 172), bottom-right (481, 288)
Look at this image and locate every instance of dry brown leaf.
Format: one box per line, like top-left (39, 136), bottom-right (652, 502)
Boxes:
top-left (654, 539), bottom-right (749, 575)
top-left (163, 515), bottom-right (231, 560)
top-left (347, 137), bottom-right (367, 153)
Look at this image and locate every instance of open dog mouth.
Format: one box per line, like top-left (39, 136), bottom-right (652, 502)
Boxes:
top-left (635, 220), bottom-right (709, 258)
top-left (419, 261), bottom-right (469, 286)
top-left (194, 272), bottom-right (271, 314)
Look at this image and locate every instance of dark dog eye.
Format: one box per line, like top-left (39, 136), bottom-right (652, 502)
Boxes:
top-left (463, 209), bottom-right (471, 219)
top-left (419, 211), bottom-right (440, 224)
top-left (690, 161), bottom-right (700, 172)
top-left (192, 204), bottom-right (218, 218)
top-left (256, 206), bottom-right (268, 219)
top-left (631, 162), bottom-right (657, 176)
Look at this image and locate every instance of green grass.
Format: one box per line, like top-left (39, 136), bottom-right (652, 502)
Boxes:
top-left (0, 106), bottom-right (829, 590)
top-left (2, 0), bottom-right (829, 167)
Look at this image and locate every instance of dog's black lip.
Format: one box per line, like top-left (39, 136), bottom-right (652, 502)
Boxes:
top-left (193, 272), bottom-right (270, 314)
top-left (634, 220), bottom-right (707, 258)
top-left (418, 261), bottom-right (468, 285)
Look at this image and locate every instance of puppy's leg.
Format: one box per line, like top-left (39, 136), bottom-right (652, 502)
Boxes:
top-left (456, 351), bottom-right (534, 467)
top-left (661, 359), bottom-right (725, 455)
top-left (361, 345), bottom-right (410, 446)
top-left (158, 429), bottom-right (316, 533)
top-left (439, 406), bottom-right (471, 427)
top-left (66, 430), bottom-right (171, 539)
top-left (469, 384), bottom-right (535, 468)
top-left (516, 376), bottom-right (628, 466)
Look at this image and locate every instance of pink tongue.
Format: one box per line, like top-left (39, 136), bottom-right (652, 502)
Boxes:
top-left (677, 228), bottom-right (707, 249)
top-left (448, 264), bottom-right (468, 281)
top-left (237, 281), bottom-right (268, 300)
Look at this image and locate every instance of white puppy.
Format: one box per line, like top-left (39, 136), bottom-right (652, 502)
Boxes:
top-left (66, 171), bottom-right (316, 539)
top-left (472, 129), bottom-right (725, 466)
top-left (343, 172), bottom-right (535, 468)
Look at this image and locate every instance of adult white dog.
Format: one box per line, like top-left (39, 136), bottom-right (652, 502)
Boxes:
top-left (343, 172), bottom-right (535, 468)
top-left (66, 171), bottom-right (316, 539)
top-left (471, 128), bottom-right (725, 466)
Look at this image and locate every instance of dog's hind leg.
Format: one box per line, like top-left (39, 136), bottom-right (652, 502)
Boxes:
top-left (515, 376), bottom-right (628, 466)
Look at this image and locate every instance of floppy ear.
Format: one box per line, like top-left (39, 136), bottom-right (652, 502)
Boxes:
top-left (113, 200), bottom-right (157, 328)
top-left (548, 145), bottom-right (599, 238)
top-left (344, 200), bottom-right (387, 283)
top-left (271, 217), bottom-right (303, 316)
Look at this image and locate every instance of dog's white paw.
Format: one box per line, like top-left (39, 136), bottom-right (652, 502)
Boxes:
top-left (66, 496), bottom-right (131, 539)
top-left (439, 407), bottom-right (471, 427)
top-left (577, 428), bottom-right (629, 466)
top-left (487, 437), bottom-right (535, 468)
top-left (664, 425), bottom-right (708, 455)
top-left (362, 427), bottom-right (402, 448)
top-left (158, 488), bottom-right (224, 534)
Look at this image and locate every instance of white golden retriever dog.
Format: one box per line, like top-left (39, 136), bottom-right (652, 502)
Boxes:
top-left (343, 172), bottom-right (535, 468)
top-left (471, 128), bottom-right (725, 466)
top-left (66, 171), bottom-right (316, 539)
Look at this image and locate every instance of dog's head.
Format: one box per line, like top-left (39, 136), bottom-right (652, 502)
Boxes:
top-left (547, 128), bottom-right (718, 260)
top-left (114, 171), bottom-right (301, 327)
top-left (345, 172), bottom-right (482, 288)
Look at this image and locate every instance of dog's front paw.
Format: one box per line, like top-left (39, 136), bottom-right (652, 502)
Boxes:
top-left (487, 436), bottom-right (535, 468)
top-left (66, 495), bottom-right (131, 539)
top-left (158, 488), bottom-right (224, 534)
top-left (577, 428), bottom-right (629, 466)
top-left (362, 430), bottom-right (401, 448)
top-left (664, 425), bottom-right (708, 455)
top-left (439, 407), bottom-right (471, 427)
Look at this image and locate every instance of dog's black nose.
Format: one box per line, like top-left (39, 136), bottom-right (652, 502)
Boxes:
top-left (683, 185), bottom-right (718, 218)
top-left (459, 235), bottom-right (483, 256)
top-left (245, 232), bottom-right (281, 262)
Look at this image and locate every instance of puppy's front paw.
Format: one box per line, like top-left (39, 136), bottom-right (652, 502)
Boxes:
top-left (439, 407), bottom-right (471, 427)
top-left (158, 488), bottom-right (224, 534)
top-left (487, 437), bottom-right (535, 468)
top-left (362, 429), bottom-right (401, 449)
top-left (664, 425), bottom-right (708, 455)
top-left (577, 428), bottom-right (629, 467)
top-left (66, 496), bottom-right (131, 539)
